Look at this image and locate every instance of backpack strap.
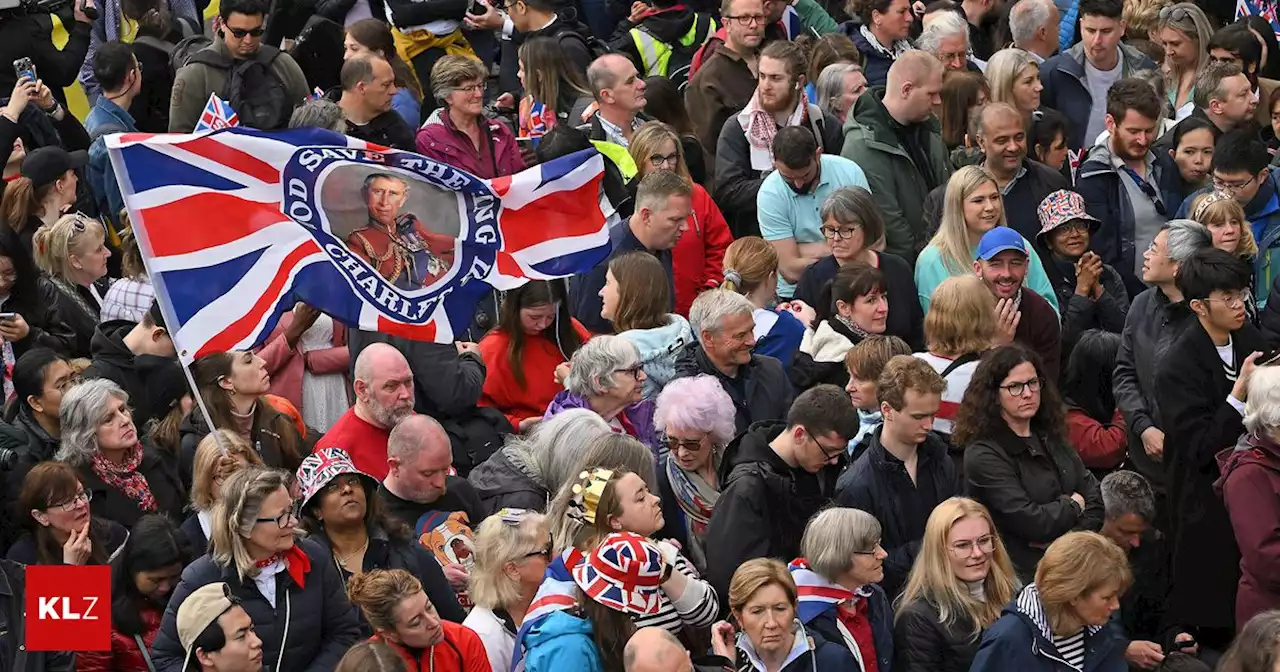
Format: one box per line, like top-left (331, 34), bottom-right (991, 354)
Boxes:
top-left (940, 352), bottom-right (981, 378)
top-left (187, 46), bottom-right (233, 70)
top-left (131, 35), bottom-right (174, 56)
top-left (253, 43), bottom-right (283, 66)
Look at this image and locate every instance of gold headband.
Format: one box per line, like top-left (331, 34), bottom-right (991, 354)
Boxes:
top-left (570, 468), bottom-right (615, 525)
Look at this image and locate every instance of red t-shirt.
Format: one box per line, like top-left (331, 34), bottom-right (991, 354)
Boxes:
top-left (836, 597), bottom-right (879, 672)
top-left (314, 408), bottom-right (392, 479)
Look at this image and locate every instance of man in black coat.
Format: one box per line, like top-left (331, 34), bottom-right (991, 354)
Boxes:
top-left (703, 384), bottom-right (859, 610)
top-left (672, 289), bottom-right (792, 435)
top-left (337, 56), bottom-right (416, 151)
top-left (83, 302), bottom-right (180, 429)
top-left (835, 355), bottom-right (961, 598)
top-left (1156, 248), bottom-right (1265, 652)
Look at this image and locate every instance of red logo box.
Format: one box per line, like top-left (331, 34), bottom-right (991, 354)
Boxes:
top-left (24, 565), bottom-right (110, 652)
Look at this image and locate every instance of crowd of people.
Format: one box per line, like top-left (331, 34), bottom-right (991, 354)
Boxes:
top-left (4, 0), bottom-right (1280, 668)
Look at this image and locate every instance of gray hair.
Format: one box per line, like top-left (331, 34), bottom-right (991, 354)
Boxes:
top-left (916, 10), bottom-right (969, 54)
top-left (802, 508), bottom-right (883, 580)
top-left (1009, 0), bottom-right (1053, 44)
top-left (816, 63), bottom-right (862, 118)
top-left (1162, 219), bottom-right (1213, 264)
top-left (56, 379), bottom-right (130, 466)
top-left (564, 335), bottom-right (641, 398)
top-left (504, 409), bottom-right (612, 495)
top-left (1245, 366), bottom-right (1280, 435)
top-left (1099, 470), bottom-right (1156, 523)
top-left (689, 289), bottom-right (754, 339)
top-left (586, 55), bottom-right (622, 100)
top-left (288, 99), bottom-right (346, 132)
top-left (210, 466), bottom-right (294, 580)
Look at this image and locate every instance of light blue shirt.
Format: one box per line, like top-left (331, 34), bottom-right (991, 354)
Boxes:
top-left (758, 155), bottom-right (871, 298)
top-left (914, 231), bottom-right (1062, 315)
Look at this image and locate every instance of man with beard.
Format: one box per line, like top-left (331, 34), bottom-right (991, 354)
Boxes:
top-left (1077, 78), bottom-right (1176, 297)
top-left (714, 39), bottom-right (841, 237)
top-left (757, 126), bottom-right (869, 299)
top-left (379, 414), bottom-right (486, 609)
top-left (973, 226), bottom-right (1063, 381)
top-left (687, 0), bottom-right (765, 170)
top-left (316, 342), bottom-right (415, 479)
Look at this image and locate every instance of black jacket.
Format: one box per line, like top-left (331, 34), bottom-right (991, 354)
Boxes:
top-left (834, 428), bottom-right (961, 597)
top-left (793, 252), bottom-right (924, 350)
top-left (1, 275), bottom-right (80, 360)
top-left (44, 277), bottom-right (112, 359)
top-left (83, 320), bottom-right (181, 429)
top-left (1045, 256), bottom-right (1129, 363)
top-left (499, 15), bottom-right (596, 98)
top-left (893, 597), bottom-right (981, 672)
top-left (75, 440), bottom-right (186, 529)
top-left (0, 13), bottom-right (90, 95)
top-left (467, 447), bottom-right (549, 514)
top-left (178, 406), bottom-right (303, 492)
top-left (1156, 322), bottom-right (1262, 634)
top-left (672, 342), bottom-right (792, 435)
top-left (150, 537), bottom-right (362, 672)
top-left (5, 518), bottom-right (127, 566)
top-left (1260, 272), bottom-right (1280, 348)
top-left (704, 421), bottom-right (841, 610)
top-left (962, 423), bottom-right (1104, 582)
top-left (345, 110), bottom-right (416, 151)
top-left (0, 559), bottom-right (74, 672)
top-left (179, 512), bottom-right (208, 557)
top-left (789, 317), bottom-right (863, 393)
top-left (1113, 287), bottom-right (1198, 492)
top-left (9, 406), bottom-right (58, 484)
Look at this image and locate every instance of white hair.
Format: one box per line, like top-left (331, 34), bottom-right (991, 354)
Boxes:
top-left (688, 290), bottom-right (754, 339)
top-left (1010, 0), bottom-right (1054, 44)
top-left (1245, 366), bottom-right (1280, 435)
top-left (916, 10), bottom-right (969, 53)
top-left (505, 409), bottom-right (612, 493)
top-left (56, 379), bottom-right (129, 466)
top-left (564, 335), bottom-right (641, 397)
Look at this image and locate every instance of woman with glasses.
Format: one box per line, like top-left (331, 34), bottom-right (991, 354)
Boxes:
top-left (652, 375), bottom-right (735, 572)
top-left (31, 214), bottom-right (114, 358)
top-left (181, 429), bottom-right (263, 554)
top-left (55, 378), bottom-right (185, 529)
top-left (545, 335), bottom-right (660, 451)
top-left (347, 568), bottom-right (491, 670)
top-left (295, 448), bottom-right (464, 633)
top-left (894, 497), bottom-right (1017, 672)
top-left (795, 186), bottom-right (923, 351)
top-left (627, 121), bottom-right (732, 318)
top-left (150, 466), bottom-right (362, 671)
top-left (788, 507), bottom-right (893, 669)
top-left (478, 281), bottom-right (588, 434)
top-left (602, 252), bottom-right (695, 400)
top-left (464, 509), bottom-right (552, 671)
top-left (7, 348), bottom-right (78, 484)
top-left (953, 344), bottom-right (1104, 582)
top-left (8, 461), bottom-right (127, 565)
top-left (417, 55), bottom-right (525, 180)
top-left (1156, 3), bottom-right (1214, 121)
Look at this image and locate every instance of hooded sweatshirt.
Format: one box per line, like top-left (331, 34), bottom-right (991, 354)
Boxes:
top-left (619, 314), bottom-right (695, 399)
top-left (83, 320), bottom-right (182, 429)
top-left (522, 610), bottom-right (602, 672)
top-left (1215, 434), bottom-right (1280, 628)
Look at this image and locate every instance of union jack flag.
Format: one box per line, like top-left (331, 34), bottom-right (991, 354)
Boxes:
top-left (1238, 0), bottom-right (1280, 41)
top-left (194, 93), bottom-right (240, 133)
top-left (104, 127), bottom-right (618, 364)
top-left (571, 531), bottom-right (664, 616)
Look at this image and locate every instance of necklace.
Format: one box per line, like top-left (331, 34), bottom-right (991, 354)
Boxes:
top-left (335, 538), bottom-right (369, 571)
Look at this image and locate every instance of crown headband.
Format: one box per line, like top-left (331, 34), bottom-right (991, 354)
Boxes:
top-left (1192, 190), bottom-right (1234, 222)
top-left (569, 468), bottom-right (615, 525)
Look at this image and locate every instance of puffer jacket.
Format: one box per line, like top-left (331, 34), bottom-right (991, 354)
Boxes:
top-left (150, 538), bottom-right (361, 672)
top-left (1216, 434), bottom-right (1280, 630)
top-left (971, 584), bottom-right (1126, 672)
top-left (543, 390), bottom-right (660, 451)
top-left (894, 597), bottom-right (981, 672)
top-left (415, 108), bottom-right (525, 180)
top-left (467, 447), bottom-right (550, 514)
top-left (618, 314), bottom-right (696, 399)
top-left (790, 318), bottom-right (861, 393)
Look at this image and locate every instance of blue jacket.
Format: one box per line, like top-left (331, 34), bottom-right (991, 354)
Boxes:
top-left (843, 22), bottom-right (896, 87)
top-left (737, 619), bottom-right (859, 671)
top-left (619, 314), bottom-right (695, 399)
top-left (753, 307), bottom-right (805, 368)
top-left (1038, 42), bottom-right (1156, 152)
top-left (523, 610), bottom-right (603, 672)
top-left (971, 584), bottom-right (1127, 672)
top-left (85, 96), bottom-right (137, 228)
top-left (798, 585), bottom-right (894, 672)
top-left (1178, 169), bottom-right (1280, 308)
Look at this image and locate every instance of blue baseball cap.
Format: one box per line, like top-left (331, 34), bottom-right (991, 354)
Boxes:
top-left (976, 227), bottom-right (1029, 261)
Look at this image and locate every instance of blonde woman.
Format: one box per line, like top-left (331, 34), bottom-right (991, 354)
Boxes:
top-left (913, 276), bottom-right (997, 443)
top-left (32, 214), bottom-right (113, 357)
top-left (986, 49), bottom-right (1043, 119)
top-left (1192, 191), bottom-right (1260, 323)
top-left (721, 237), bottom-right (813, 368)
top-left (178, 429), bottom-right (263, 554)
top-left (914, 166), bottom-right (1059, 314)
top-left (971, 531), bottom-right (1131, 671)
top-left (627, 122), bottom-right (732, 317)
top-left (465, 509), bottom-right (552, 672)
top-left (149, 467), bottom-right (361, 671)
top-left (894, 497), bottom-right (1017, 672)
top-left (1156, 3), bottom-right (1214, 120)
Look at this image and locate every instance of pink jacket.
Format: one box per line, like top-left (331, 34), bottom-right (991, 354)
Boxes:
top-left (415, 108), bottom-right (525, 179)
top-left (257, 312), bottom-right (350, 412)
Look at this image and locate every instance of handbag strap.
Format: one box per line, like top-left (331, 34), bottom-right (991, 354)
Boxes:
top-left (135, 634), bottom-right (157, 672)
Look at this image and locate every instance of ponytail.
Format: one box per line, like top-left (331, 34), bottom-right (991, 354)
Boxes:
top-left (31, 224), bottom-right (56, 275)
top-left (1, 177), bottom-right (39, 233)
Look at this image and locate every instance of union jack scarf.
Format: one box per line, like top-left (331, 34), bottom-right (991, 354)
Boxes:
top-left (787, 557), bottom-right (872, 624)
top-left (510, 548), bottom-right (585, 672)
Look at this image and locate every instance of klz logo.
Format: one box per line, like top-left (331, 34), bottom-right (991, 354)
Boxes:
top-left (26, 565), bottom-right (110, 651)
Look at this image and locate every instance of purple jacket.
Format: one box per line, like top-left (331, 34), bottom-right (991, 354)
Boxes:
top-left (543, 390), bottom-right (661, 452)
top-left (414, 108), bottom-right (525, 179)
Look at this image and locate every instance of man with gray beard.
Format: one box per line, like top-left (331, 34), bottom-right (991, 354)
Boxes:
top-left (315, 342), bottom-right (415, 479)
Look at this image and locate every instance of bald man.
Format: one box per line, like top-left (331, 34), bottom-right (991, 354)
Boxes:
top-left (379, 413), bottom-right (487, 607)
top-left (841, 51), bottom-right (952, 261)
top-left (315, 342), bottom-right (415, 479)
top-left (624, 628), bottom-right (734, 672)
top-left (583, 54), bottom-right (649, 148)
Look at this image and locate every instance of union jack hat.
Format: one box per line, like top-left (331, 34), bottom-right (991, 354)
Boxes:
top-left (295, 447), bottom-right (378, 509)
top-left (1036, 189), bottom-right (1101, 247)
top-left (572, 532), bottom-right (665, 616)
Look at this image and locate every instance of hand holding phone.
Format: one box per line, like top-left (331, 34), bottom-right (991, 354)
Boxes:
top-left (12, 59), bottom-right (35, 86)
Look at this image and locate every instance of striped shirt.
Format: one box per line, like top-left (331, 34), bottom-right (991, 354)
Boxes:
top-left (633, 550), bottom-right (719, 633)
top-left (913, 352), bottom-right (979, 436)
top-left (1052, 630), bottom-right (1086, 670)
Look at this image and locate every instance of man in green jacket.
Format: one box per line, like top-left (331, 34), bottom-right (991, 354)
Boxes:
top-left (841, 51), bottom-right (952, 263)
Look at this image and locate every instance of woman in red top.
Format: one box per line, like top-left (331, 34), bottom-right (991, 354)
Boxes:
top-left (627, 122), bottom-right (733, 316)
top-left (1062, 330), bottom-right (1128, 472)
top-left (76, 514), bottom-right (188, 672)
top-left (347, 569), bottom-right (493, 672)
top-left (478, 281), bottom-right (588, 433)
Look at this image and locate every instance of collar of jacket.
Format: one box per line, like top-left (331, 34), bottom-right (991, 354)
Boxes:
top-left (1056, 40), bottom-right (1149, 79)
top-left (1015, 584), bottom-right (1104, 662)
top-left (693, 340), bottom-right (756, 382)
top-left (866, 426), bottom-right (946, 471)
top-left (845, 87), bottom-right (942, 157)
top-left (92, 95), bottom-right (136, 129)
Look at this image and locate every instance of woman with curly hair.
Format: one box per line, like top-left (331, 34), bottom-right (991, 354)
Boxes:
top-left (952, 344), bottom-right (1104, 582)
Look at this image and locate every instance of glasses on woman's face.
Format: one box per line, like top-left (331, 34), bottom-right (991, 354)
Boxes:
top-left (820, 224), bottom-right (860, 240)
top-left (453, 83), bottom-right (485, 95)
top-left (949, 535), bottom-right (995, 556)
top-left (648, 153), bottom-right (679, 169)
top-left (522, 546), bottom-right (553, 560)
top-left (665, 435), bottom-right (707, 455)
top-left (49, 490), bottom-right (91, 513)
top-left (613, 364), bottom-right (644, 380)
top-left (852, 541), bottom-right (883, 556)
top-left (999, 377), bottom-right (1042, 397)
top-left (255, 503), bottom-right (300, 528)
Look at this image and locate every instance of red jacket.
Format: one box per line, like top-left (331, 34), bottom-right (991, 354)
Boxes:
top-left (257, 312), bottom-right (349, 414)
top-left (1216, 435), bottom-right (1280, 629)
top-left (672, 184), bottom-right (732, 316)
top-left (415, 109), bottom-right (525, 180)
top-left (76, 602), bottom-right (163, 672)
top-left (370, 622), bottom-right (493, 672)
top-left (477, 320), bottom-right (591, 429)
top-left (1065, 407), bottom-right (1127, 470)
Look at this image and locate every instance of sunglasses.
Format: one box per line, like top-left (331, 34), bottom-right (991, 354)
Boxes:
top-left (226, 26), bottom-right (266, 38)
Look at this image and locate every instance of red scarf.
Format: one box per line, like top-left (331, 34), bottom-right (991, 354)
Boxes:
top-left (254, 545), bottom-right (312, 589)
top-left (90, 443), bottom-right (157, 513)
